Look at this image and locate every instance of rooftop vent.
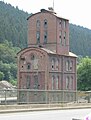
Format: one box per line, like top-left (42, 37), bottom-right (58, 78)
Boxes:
top-left (48, 7), bottom-right (54, 11)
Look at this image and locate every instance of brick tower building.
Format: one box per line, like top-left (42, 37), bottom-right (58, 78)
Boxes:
top-left (17, 9), bottom-right (77, 103)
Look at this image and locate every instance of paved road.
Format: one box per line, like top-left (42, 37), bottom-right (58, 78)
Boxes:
top-left (0, 108), bottom-right (91, 120)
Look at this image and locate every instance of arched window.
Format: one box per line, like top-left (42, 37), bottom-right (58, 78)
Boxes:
top-left (66, 60), bottom-right (69, 71)
top-left (70, 61), bottom-right (73, 71)
top-left (56, 59), bottom-right (59, 70)
top-left (36, 20), bottom-right (40, 28)
top-left (34, 75), bottom-right (38, 89)
top-left (59, 20), bottom-right (62, 27)
top-left (27, 63), bottom-right (31, 70)
top-left (44, 19), bottom-right (47, 28)
top-left (51, 58), bottom-right (55, 70)
top-left (44, 31), bottom-right (47, 43)
top-left (36, 31), bottom-right (40, 43)
top-left (64, 32), bottom-right (66, 46)
top-left (30, 54), bottom-right (38, 70)
top-left (52, 75), bottom-right (55, 90)
top-left (66, 76), bottom-right (69, 90)
top-left (56, 76), bottom-right (59, 89)
top-left (70, 76), bottom-right (73, 90)
top-left (59, 31), bottom-right (62, 45)
top-left (63, 20), bottom-right (66, 29)
top-left (26, 75), bottom-right (31, 89)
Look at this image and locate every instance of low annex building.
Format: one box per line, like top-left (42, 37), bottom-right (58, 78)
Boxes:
top-left (17, 9), bottom-right (77, 103)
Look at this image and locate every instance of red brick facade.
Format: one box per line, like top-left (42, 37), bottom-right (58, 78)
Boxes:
top-left (17, 9), bottom-right (77, 103)
top-left (27, 9), bottom-right (69, 55)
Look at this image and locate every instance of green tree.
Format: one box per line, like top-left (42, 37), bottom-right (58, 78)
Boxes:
top-left (9, 79), bottom-right (17, 86)
top-left (0, 61), bottom-right (11, 80)
top-left (0, 40), bottom-right (16, 63)
top-left (10, 63), bottom-right (17, 79)
top-left (0, 41), bottom-right (20, 81)
top-left (77, 57), bottom-right (91, 91)
top-left (0, 71), bottom-right (4, 80)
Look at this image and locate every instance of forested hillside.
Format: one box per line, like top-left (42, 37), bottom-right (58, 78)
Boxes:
top-left (0, 1), bottom-right (91, 56)
top-left (0, 1), bottom-right (29, 48)
top-left (69, 24), bottom-right (91, 56)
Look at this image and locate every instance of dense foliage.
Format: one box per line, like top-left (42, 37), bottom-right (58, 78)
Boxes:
top-left (69, 24), bottom-right (91, 56)
top-left (77, 57), bottom-right (91, 91)
top-left (0, 40), bottom-right (20, 85)
top-left (0, 1), bottom-right (29, 48)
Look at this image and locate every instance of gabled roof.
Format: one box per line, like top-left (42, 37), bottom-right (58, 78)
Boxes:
top-left (17, 47), bottom-right (56, 56)
top-left (17, 47), bottom-right (77, 58)
top-left (27, 9), bottom-right (69, 21)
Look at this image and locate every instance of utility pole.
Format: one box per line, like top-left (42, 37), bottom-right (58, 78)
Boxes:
top-left (53, 0), bottom-right (54, 11)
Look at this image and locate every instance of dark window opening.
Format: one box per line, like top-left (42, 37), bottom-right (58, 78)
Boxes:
top-left (59, 36), bottom-right (61, 38)
top-left (59, 36), bottom-right (62, 45)
top-left (51, 59), bottom-right (55, 70)
top-left (44, 19), bottom-right (47, 28)
top-left (52, 65), bottom-right (54, 68)
top-left (27, 63), bottom-right (31, 70)
top-left (44, 31), bottom-right (47, 43)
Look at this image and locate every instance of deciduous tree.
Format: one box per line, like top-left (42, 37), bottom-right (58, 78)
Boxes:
top-left (77, 57), bottom-right (91, 91)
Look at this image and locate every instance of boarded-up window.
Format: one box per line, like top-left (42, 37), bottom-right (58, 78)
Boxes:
top-left (66, 76), bottom-right (70, 90)
top-left (52, 75), bottom-right (55, 90)
top-left (56, 76), bottom-right (59, 89)
top-left (36, 31), bottom-right (40, 43)
top-left (34, 75), bottom-right (38, 89)
top-left (36, 20), bottom-right (40, 28)
top-left (26, 75), bottom-right (31, 89)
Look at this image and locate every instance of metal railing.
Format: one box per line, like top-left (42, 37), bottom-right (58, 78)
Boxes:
top-left (0, 89), bottom-right (90, 105)
top-left (0, 89), bottom-right (17, 104)
top-left (17, 89), bottom-right (77, 104)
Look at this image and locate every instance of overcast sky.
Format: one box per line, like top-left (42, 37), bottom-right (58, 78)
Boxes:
top-left (1, 0), bottom-right (91, 29)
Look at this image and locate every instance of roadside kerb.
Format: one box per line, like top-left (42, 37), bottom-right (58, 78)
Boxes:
top-left (0, 103), bottom-right (91, 113)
